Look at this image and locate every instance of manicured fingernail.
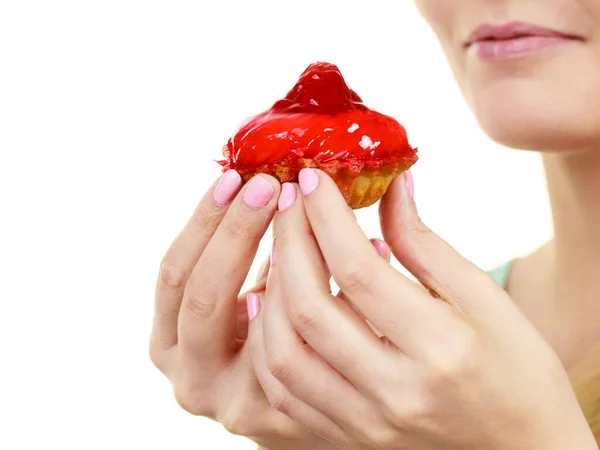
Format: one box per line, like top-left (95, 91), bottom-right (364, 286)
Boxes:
top-left (243, 176), bottom-right (274, 209)
top-left (270, 238), bottom-right (276, 267)
top-left (298, 168), bottom-right (319, 196)
top-left (405, 170), bottom-right (414, 199)
top-left (213, 170), bottom-right (242, 205)
top-left (278, 183), bottom-right (297, 211)
top-left (371, 238), bottom-right (388, 258)
top-left (247, 293), bottom-right (261, 321)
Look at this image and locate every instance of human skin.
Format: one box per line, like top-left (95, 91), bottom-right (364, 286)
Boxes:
top-left (149, 170), bottom-right (391, 450)
top-left (414, 0), bottom-right (600, 439)
top-left (150, 0), bottom-right (600, 448)
top-left (244, 168), bottom-right (597, 449)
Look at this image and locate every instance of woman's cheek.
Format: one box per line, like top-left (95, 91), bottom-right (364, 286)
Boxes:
top-left (413, 0), bottom-right (456, 36)
top-left (412, 0), bottom-right (462, 68)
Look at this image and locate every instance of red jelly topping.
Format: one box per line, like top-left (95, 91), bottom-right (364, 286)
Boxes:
top-left (219, 62), bottom-right (416, 175)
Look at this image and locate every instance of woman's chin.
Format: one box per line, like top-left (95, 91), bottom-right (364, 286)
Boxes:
top-left (480, 121), bottom-right (586, 152)
top-left (472, 99), bottom-right (600, 153)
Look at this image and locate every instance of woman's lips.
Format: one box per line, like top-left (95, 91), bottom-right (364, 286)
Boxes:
top-left (470, 35), bottom-right (576, 59)
top-left (465, 21), bottom-right (583, 59)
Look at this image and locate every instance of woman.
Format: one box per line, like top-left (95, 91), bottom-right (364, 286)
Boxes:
top-left (149, 0), bottom-right (600, 448)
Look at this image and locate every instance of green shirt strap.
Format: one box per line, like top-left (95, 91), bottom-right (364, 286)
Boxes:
top-left (488, 260), bottom-right (516, 289)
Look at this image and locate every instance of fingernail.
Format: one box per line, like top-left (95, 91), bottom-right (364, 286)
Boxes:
top-left (270, 238), bottom-right (276, 267)
top-left (405, 170), bottom-right (414, 199)
top-left (243, 176), bottom-right (274, 209)
top-left (278, 183), bottom-right (297, 211)
top-left (247, 293), bottom-right (261, 321)
top-left (298, 168), bottom-right (319, 196)
top-left (213, 170), bottom-right (242, 205)
top-left (371, 238), bottom-right (388, 258)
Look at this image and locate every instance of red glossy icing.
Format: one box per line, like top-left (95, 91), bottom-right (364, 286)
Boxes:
top-left (219, 62), bottom-right (415, 173)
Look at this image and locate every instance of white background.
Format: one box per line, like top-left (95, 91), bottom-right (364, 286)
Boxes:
top-left (0, 1), bottom-right (551, 449)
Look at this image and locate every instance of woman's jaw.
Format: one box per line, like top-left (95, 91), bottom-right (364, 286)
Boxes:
top-left (415, 0), bottom-right (600, 153)
top-left (464, 44), bottom-right (600, 152)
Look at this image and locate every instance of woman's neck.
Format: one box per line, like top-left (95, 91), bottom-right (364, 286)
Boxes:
top-left (544, 151), bottom-right (600, 297)
top-left (510, 150), bottom-right (600, 364)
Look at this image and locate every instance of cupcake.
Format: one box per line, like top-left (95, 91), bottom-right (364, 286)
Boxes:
top-left (218, 62), bottom-right (417, 209)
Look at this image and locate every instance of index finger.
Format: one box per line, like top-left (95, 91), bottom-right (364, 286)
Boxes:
top-left (178, 174), bottom-right (280, 363)
top-left (296, 169), bottom-right (451, 354)
top-left (153, 170), bottom-right (242, 354)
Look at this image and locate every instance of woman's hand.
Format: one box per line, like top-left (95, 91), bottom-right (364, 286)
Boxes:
top-left (250, 169), bottom-right (597, 450)
top-left (149, 170), bottom-right (338, 450)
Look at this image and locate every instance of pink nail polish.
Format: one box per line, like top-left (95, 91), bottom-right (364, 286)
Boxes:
top-left (371, 238), bottom-right (388, 258)
top-left (278, 183), bottom-right (297, 211)
top-left (243, 176), bottom-right (274, 209)
top-left (298, 168), bottom-right (319, 196)
top-left (247, 293), bottom-right (261, 321)
top-left (213, 170), bottom-right (242, 205)
top-left (405, 170), bottom-right (414, 199)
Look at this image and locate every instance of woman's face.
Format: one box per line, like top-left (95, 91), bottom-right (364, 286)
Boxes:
top-left (414, 0), bottom-right (600, 152)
